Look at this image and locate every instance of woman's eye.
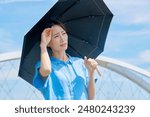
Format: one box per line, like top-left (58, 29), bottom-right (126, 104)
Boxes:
top-left (62, 32), bottom-right (66, 35)
top-left (54, 35), bottom-right (59, 38)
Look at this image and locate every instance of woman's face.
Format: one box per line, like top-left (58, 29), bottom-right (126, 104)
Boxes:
top-left (48, 25), bottom-right (68, 52)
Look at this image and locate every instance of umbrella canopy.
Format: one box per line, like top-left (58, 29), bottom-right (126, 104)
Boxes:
top-left (19, 0), bottom-right (113, 84)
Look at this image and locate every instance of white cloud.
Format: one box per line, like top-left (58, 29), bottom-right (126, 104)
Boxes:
top-left (0, 0), bottom-right (47, 4)
top-left (112, 50), bottom-right (150, 70)
top-left (109, 29), bottom-right (150, 38)
top-left (103, 29), bottom-right (150, 56)
top-left (102, 0), bottom-right (150, 60)
top-left (0, 29), bottom-right (18, 53)
top-left (104, 0), bottom-right (150, 24)
top-left (138, 50), bottom-right (150, 62)
top-left (117, 57), bottom-right (144, 67)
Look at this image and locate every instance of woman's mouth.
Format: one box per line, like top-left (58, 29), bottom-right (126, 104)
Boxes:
top-left (60, 43), bottom-right (67, 47)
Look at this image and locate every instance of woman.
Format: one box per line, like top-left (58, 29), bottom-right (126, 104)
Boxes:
top-left (33, 20), bottom-right (98, 100)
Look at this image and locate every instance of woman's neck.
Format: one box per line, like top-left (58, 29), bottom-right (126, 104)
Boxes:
top-left (52, 51), bottom-right (68, 62)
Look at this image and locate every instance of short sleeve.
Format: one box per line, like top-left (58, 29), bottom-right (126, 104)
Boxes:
top-left (32, 61), bottom-right (49, 91)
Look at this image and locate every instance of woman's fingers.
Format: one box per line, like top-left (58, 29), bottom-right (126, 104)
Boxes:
top-left (84, 56), bottom-right (87, 63)
top-left (41, 28), bottom-right (52, 46)
top-left (84, 57), bottom-right (101, 78)
top-left (84, 57), bottom-right (98, 69)
top-left (43, 28), bottom-right (52, 39)
top-left (44, 28), bottom-right (52, 36)
top-left (84, 56), bottom-right (88, 68)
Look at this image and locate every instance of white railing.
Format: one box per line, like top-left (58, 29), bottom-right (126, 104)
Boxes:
top-left (0, 51), bottom-right (150, 99)
top-left (96, 56), bottom-right (150, 93)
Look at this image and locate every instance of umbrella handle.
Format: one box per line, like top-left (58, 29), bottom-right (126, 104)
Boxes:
top-left (96, 67), bottom-right (101, 77)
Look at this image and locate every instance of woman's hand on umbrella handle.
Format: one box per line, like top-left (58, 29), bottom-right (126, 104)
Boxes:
top-left (41, 28), bottom-right (52, 47)
top-left (84, 56), bottom-right (98, 77)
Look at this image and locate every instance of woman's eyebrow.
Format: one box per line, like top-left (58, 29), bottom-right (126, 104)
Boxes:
top-left (61, 31), bottom-right (66, 33)
top-left (53, 33), bottom-right (59, 36)
top-left (53, 31), bottom-right (66, 36)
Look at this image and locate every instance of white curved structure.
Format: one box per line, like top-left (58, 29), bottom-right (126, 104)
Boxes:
top-left (96, 56), bottom-right (150, 93)
top-left (0, 51), bottom-right (21, 62)
top-left (0, 51), bottom-right (150, 99)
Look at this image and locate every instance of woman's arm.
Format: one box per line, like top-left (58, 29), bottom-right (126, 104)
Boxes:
top-left (39, 28), bottom-right (52, 79)
top-left (87, 72), bottom-right (95, 100)
top-left (84, 56), bottom-right (98, 100)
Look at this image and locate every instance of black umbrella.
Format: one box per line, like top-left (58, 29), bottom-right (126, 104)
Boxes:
top-left (19, 0), bottom-right (113, 85)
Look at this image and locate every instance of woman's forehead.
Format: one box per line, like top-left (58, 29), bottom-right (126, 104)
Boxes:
top-left (52, 25), bottom-right (65, 33)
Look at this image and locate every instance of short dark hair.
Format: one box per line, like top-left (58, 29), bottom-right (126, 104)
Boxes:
top-left (46, 20), bottom-right (66, 31)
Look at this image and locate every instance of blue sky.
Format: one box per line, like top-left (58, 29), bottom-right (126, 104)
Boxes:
top-left (103, 0), bottom-right (150, 71)
top-left (0, 0), bottom-right (150, 71)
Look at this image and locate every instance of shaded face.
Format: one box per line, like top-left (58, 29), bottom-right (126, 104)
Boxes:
top-left (48, 25), bottom-right (68, 52)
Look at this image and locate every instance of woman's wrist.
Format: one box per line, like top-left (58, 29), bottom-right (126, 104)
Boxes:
top-left (88, 71), bottom-right (95, 79)
top-left (40, 42), bottom-right (48, 53)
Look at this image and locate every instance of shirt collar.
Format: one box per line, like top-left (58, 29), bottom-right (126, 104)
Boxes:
top-left (50, 54), bottom-right (73, 64)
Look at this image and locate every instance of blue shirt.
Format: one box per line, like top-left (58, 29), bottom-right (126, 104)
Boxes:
top-left (33, 56), bottom-right (96, 100)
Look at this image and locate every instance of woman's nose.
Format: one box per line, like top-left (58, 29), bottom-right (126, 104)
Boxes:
top-left (60, 34), bottom-right (65, 41)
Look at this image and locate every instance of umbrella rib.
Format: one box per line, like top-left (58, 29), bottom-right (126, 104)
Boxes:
top-left (59, 0), bottom-right (79, 18)
top-left (93, 0), bottom-right (106, 47)
top-left (96, 15), bottom-right (105, 47)
top-left (69, 32), bottom-right (101, 58)
top-left (68, 33), bottom-right (95, 47)
top-left (93, 0), bottom-right (113, 16)
top-left (93, 0), bottom-right (113, 49)
top-left (63, 15), bottom-right (102, 23)
top-left (93, 0), bottom-right (106, 15)
top-left (88, 47), bottom-right (99, 58)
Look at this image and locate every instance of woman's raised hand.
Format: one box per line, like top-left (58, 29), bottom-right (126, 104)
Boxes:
top-left (40, 28), bottom-right (52, 47)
